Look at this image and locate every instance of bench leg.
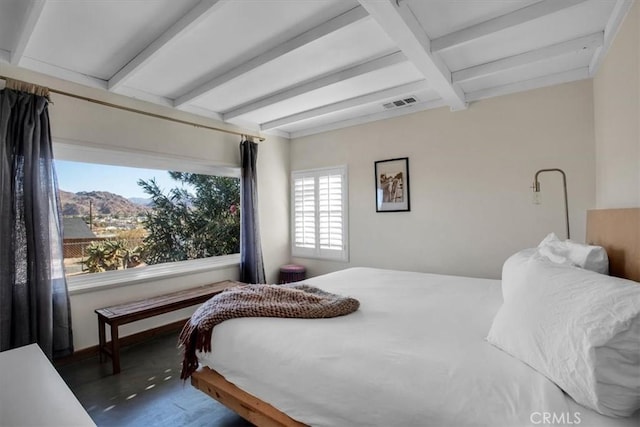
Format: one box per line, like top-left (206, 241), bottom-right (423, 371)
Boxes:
top-left (110, 324), bottom-right (121, 374)
top-left (98, 317), bottom-right (106, 363)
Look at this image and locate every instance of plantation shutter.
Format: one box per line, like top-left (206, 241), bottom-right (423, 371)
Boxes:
top-left (291, 167), bottom-right (348, 261)
top-left (318, 173), bottom-right (343, 253)
top-left (293, 175), bottom-right (316, 249)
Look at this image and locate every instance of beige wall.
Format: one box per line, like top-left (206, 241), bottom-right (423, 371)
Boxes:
top-left (593, 1), bottom-right (640, 208)
top-left (0, 63), bottom-right (290, 350)
top-left (291, 80), bottom-right (596, 279)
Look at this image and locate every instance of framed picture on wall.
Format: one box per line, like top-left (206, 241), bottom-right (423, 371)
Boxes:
top-left (375, 157), bottom-right (410, 212)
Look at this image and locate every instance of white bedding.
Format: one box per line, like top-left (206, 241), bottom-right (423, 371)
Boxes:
top-left (198, 267), bottom-right (640, 427)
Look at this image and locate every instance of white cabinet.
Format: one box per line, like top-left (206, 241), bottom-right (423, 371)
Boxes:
top-left (0, 344), bottom-right (95, 427)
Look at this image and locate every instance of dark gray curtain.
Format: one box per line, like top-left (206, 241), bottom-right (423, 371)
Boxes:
top-left (239, 139), bottom-right (265, 284)
top-left (0, 88), bottom-right (73, 359)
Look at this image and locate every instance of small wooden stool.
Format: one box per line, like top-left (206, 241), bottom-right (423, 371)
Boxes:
top-left (279, 264), bottom-right (306, 284)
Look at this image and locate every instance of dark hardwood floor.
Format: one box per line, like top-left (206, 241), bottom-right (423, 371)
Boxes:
top-left (57, 332), bottom-right (253, 427)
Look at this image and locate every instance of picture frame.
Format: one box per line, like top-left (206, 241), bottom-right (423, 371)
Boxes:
top-left (375, 157), bottom-right (410, 212)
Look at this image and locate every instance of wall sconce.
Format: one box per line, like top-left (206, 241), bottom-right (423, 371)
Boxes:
top-left (532, 168), bottom-right (570, 239)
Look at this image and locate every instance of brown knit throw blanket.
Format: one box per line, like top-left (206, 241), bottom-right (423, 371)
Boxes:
top-left (179, 283), bottom-right (360, 379)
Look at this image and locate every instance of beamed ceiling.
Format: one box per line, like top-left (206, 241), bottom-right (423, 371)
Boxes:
top-left (0, 0), bottom-right (633, 139)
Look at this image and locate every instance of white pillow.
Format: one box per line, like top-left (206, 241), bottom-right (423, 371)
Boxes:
top-left (538, 232), bottom-right (609, 274)
top-left (501, 248), bottom-right (536, 303)
top-left (488, 255), bottom-right (640, 417)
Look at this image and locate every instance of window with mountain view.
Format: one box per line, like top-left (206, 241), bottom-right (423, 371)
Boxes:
top-left (56, 160), bottom-right (240, 278)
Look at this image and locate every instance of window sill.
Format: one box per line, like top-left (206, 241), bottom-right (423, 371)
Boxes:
top-left (67, 254), bottom-right (240, 295)
top-left (291, 251), bottom-right (349, 262)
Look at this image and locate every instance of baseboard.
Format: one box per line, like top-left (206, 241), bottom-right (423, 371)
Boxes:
top-left (54, 318), bottom-right (189, 367)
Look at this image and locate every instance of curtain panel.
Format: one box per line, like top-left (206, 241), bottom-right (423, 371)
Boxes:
top-left (0, 88), bottom-right (73, 359)
top-left (239, 139), bottom-right (266, 284)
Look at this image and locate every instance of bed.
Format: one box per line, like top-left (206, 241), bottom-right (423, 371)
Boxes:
top-left (190, 208), bottom-right (640, 427)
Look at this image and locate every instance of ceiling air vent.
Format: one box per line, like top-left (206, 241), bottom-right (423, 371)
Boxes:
top-left (382, 96), bottom-right (418, 109)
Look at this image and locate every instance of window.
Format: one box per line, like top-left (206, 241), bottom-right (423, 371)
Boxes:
top-left (53, 141), bottom-right (241, 285)
top-left (291, 166), bottom-right (348, 261)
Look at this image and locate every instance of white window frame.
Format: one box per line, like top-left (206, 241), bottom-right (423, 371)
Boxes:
top-left (53, 138), bottom-right (241, 292)
top-left (291, 165), bottom-right (348, 261)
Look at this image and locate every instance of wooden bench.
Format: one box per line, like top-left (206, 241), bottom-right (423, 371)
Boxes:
top-left (95, 280), bottom-right (241, 374)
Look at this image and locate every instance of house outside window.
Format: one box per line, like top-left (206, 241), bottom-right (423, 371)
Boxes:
top-left (291, 166), bottom-right (348, 261)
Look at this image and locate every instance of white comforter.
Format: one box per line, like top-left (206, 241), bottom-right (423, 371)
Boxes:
top-left (198, 267), bottom-right (640, 427)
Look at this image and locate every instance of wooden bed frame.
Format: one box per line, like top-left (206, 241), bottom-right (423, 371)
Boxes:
top-left (191, 367), bottom-right (306, 427)
top-left (191, 207), bottom-right (640, 427)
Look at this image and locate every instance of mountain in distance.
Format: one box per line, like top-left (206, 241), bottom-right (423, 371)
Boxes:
top-left (58, 190), bottom-right (150, 217)
top-left (128, 197), bottom-right (152, 207)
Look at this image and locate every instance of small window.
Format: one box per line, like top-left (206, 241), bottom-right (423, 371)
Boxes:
top-left (291, 166), bottom-right (348, 261)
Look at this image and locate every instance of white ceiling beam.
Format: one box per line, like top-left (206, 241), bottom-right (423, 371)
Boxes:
top-left (260, 79), bottom-right (428, 130)
top-left (289, 98), bottom-right (446, 139)
top-left (589, 0), bottom-right (634, 76)
top-left (174, 6), bottom-right (369, 107)
top-left (358, 0), bottom-right (466, 111)
top-left (431, 0), bottom-right (588, 52)
top-left (465, 67), bottom-right (590, 103)
top-left (108, 0), bottom-right (226, 91)
top-left (453, 31), bottom-right (604, 84)
top-left (223, 51), bottom-right (406, 121)
top-left (10, 0), bottom-right (47, 65)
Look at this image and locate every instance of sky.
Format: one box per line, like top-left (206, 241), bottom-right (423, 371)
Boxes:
top-left (55, 160), bottom-right (188, 199)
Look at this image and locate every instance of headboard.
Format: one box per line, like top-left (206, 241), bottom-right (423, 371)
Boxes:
top-left (586, 208), bottom-right (640, 282)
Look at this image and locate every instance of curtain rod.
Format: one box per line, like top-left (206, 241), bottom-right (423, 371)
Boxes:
top-left (0, 75), bottom-right (265, 142)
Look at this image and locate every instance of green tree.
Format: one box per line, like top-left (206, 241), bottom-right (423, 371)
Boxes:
top-left (137, 172), bottom-right (240, 265)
